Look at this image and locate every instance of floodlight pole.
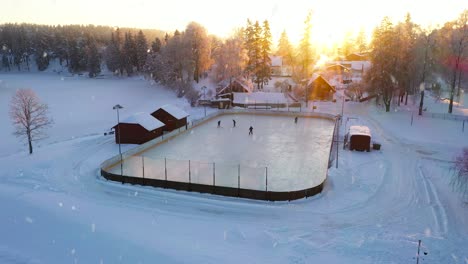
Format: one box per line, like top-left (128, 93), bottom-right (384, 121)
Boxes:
top-left (113, 104), bottom-right (124, 181)
top-left (201, 86), bottom-right (207, 117)
top-left (341, 94), bottom-right (345, 123)
top-left (419, 83), bottom-right (425, 116)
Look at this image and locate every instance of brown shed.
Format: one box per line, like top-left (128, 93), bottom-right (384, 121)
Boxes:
top-left (151, 104), bottom-right (189, 132)
top-left (113, 112), bottom-right (165, 144)
top-left (305, 74), bottom-right (336, 101)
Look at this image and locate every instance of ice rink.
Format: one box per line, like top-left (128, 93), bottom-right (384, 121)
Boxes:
top-left (111, 113), bottom-right (335, 191)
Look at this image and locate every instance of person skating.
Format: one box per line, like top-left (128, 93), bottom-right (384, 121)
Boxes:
top-left (294, 116), bottom-right (298, 124)
top-left (233, 119), bottom-right (236, 127)
top-left (218, 120), bottom-right (221, 127)
top-left (249, 126), bottom-right (253, 135)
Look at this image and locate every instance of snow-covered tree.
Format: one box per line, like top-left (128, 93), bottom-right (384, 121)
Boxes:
top-left (9, 89), bottom-right (53, 154)
top-left (435, 10), bottom-right (468, 113)
top-left (259, 20), bottom-right (272, 89)
top-left (452, 148), bottom-right (468, 199)
top-left (184, 22), bottom-right (212, 83)
top-left (151, 37), bottom-right (162, 53)
top-left (86, 36), bottom-right (101, 77)
top-left (276, 30), bottom-right (295, 66)
top-left (297, 11), bottom-right (315, 79)
top-left (213, 29), bottom-right (247, 82)
top-left (366, 17), bottom-right (399, 112)
top-left (135, 30), bottom-right (148, 71)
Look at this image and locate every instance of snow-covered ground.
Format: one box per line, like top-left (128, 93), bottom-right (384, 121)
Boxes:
top-left (108, 114), bottom-right (334, 191)
top-left (0, 73), bottom-right (467, 263)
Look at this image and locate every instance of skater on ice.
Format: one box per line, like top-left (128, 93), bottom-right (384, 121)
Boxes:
top-left (218, 120), bottom-right (221, 127)
top-left (233, 119), bottom-right (236, 127)
top-left (294, 116), bottom-right (298, 124)
top-left (249, 126), bottom-right (253, 135)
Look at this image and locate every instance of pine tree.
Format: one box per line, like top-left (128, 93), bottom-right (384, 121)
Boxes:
top-left (259, 20), bottom-right (272, 89)
top-left (366, 17), bottom-right (399, 112)
top-left (35, 29), bottom-right (50, 71)
top-left (105, 32), bottom-right (120, 74)
top-left (355, 28), bottom-right (368, 53)
top-left (151, 37), bottom-right (161, 53)
top-left (122, 32), bottom-right (136, 75)
top-left (135, 30), bottom-right (148, 71)
top-left (298, 11), bottom-right (314, 79)
top-left (276, 30), bottom-right (294, 66)
top-left (244, 20), bottom-right (263, 89)
top-left (86, 36), bottom-right (101, 77)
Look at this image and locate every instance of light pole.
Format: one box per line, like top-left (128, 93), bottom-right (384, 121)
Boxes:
top-left (201, 86), bottom-right (207, 117)
top-left (341, 92), bottom-right (345, 123)
top-left (419, 83), bottom-right (425, 116)
top-left (113, 104), bottom-right (124, 180)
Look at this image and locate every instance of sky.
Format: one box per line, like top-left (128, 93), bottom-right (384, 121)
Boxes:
top-left (1, 0), bottom-right (465, 47)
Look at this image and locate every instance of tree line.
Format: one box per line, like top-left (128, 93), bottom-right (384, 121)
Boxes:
top-left (365, 10), bottom-right (467, 113)
top-left (0, 23), bottom-right (164, 77)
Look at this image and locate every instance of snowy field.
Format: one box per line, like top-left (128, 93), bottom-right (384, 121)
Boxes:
top-left (0, 73), bottom-right (467, 263)
top-left (0, 73), bottom-right (207, 157)
top-left (108, 114), bottom-right (334, 191)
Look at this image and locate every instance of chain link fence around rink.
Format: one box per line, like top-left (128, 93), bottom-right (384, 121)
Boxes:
top-left (101, 109), bottom-right (339, 199)
top-left (119, 155), bottom-right (269, 191)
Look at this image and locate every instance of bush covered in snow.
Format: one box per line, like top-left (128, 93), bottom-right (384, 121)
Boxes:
top-left (452, 148), bottom-right (468, 200)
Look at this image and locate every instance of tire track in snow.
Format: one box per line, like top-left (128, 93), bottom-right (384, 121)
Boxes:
top-left (416, 161), bottom-right (449, 238)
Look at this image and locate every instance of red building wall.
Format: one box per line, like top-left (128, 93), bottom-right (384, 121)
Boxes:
top-left (114, 123), bottom-right (163, 144)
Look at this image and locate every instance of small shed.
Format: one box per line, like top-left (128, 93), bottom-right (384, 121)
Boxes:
top-left (113, 112), bottom-right (165, 144)
top-left (151, 104), bottom-right (189, 131)
top-left (305, 74), bottom-right (336, 101)
top-left (347, 125), bottom-right (371, 152)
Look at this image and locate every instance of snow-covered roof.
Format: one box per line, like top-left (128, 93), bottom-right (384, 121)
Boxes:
top-left (307, 74), bottom-right (335, 92)
top-left (216, 78), bottom-right (253, 95)
top-left (159, 104), bottom-right (189, 120)
top-left (348, 125), bottom-right (371, 137)
top-left (325, 63), bottom-right (350, 72)
top-left (121, 112), bottom-right (165, 131)
top-left (233, 92), bottom-right (288, 104)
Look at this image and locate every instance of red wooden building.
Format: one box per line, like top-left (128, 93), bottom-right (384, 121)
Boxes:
top-left (113, 112), bottom-right (165, 144)
top-left (151, 105), bottom-right (189, 131)
top-left (305, 74), bottom-right (336, 101)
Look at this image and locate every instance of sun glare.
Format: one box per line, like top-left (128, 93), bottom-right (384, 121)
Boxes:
top-left (0, 0), bottom-right (464, 50)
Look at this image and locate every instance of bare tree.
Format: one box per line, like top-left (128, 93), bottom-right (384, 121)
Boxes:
top-left (436, 10), bottom-right (468, 114)
top-left (10, 89), bottom-right (53, 154)
top-left (452, 148), bottom-right (468, 200)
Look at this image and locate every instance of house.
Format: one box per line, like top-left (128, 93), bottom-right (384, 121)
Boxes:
top-left (270, 55), bottom-right (293, 77)
top-left (322, 64), bottom-right (352, 87)
top-left (216, 77), bottom-right (253, 96)
top-left (151, 104), bottom-right (189, 131)
top-left (305, 74), bottom-right (336, 101)
top-left (113, 112), bottom-right (165, 144)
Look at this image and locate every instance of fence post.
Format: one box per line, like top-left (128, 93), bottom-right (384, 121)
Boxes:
top-left (142, 156), bottom-right (145, 179)
top-left (164, 157), bottom-right (167, 182)
top-left (213, 162), bottom-right (216, 186)
top-left (238, 164), bottom-right (241, 197)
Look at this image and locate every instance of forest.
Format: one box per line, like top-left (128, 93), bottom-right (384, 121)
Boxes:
top-left (0, 10), bottom-right (466, 112)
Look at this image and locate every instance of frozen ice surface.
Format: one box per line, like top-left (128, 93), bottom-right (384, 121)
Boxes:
top-left (111, 114), bottom-right (335, 191)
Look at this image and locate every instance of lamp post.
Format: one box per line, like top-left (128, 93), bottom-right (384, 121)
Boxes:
top-left (201, 86), bottom-right (207, 117)
top-left (341, 93), bottom-right (345, 123)
top-left (113, 104), bottom-right (124, 180)
top-left (418, 83), bottom-right (425, 116)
